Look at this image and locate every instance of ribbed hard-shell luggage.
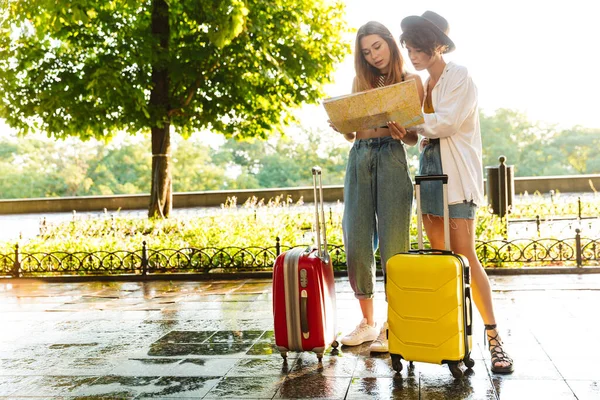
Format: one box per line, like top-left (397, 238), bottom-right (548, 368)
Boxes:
top-left (272, 167), bottom-right (338, 361)
top-left (386, 175), bottom-right (474, 378)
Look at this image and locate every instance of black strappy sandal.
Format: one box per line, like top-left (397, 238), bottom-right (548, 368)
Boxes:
top-left (485, 324), bottom-right (514, 374)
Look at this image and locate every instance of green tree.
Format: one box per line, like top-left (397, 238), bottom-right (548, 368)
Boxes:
top-left (215, 127), bottom-right (349, 189)
top-left (0, 0), bottom-right (350, 216)
top-left (86, 138), bottom-right (152, 195)
top-left (0, 134), bottom-right (152, 198)
top-left (551, 127), bottom-right (600, 174)
top-left (479, 108), bottom-right (559, 176)
top-left (170, 135), bottom-right (232, 191)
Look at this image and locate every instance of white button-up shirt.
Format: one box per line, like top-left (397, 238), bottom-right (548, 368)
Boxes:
top-left (420, 62), bottom-right (484, 206)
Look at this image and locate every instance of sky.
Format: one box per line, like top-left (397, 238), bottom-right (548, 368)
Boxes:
top-left (314, 0), bottom-right (600, 130)
top-left (2, 0), bottom-right (599, 140)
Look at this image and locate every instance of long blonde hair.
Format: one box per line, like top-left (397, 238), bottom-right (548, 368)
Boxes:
top-left (354, 21), bottom-right (406, 92)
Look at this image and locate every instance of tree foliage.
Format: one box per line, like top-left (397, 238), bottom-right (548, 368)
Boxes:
top-left (0, 0), bottom-right (350, 215)
top-left (0, 0), bottom-right (349, 138)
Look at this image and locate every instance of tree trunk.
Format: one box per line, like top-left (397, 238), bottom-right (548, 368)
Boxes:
top-left (148, 0), bottom-right (172, 218)
top-left (149, 124), bottom-right (172, 218)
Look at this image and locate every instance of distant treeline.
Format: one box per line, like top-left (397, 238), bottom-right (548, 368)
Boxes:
top-left (1, 108), bottom-right (599, 199)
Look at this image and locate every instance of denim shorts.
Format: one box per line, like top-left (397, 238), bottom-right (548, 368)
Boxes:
top-left (418, 140), bottom-right (477, 219)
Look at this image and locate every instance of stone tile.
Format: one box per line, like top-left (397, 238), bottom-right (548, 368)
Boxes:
top-left (0, 376), bottom-right (36, 396)
top-left (566, 380), bottom-right (600, 400)
top-left (226, 357), bottom-right (294, 377)
top-left (110, 358), bottom-right (184, 376)
top-left (415, 360), bottom-right (490, 381)
top-left (156, 330), bottom-right (216, 344)
top-left (491, 379), bottom-right (576, 399)
top-left (52, 357), bottom-right (122, 376)
top-left (7, 375), bottom-right (100, 397)
top-left (352, 355), bottom-right (401, 378)
top-left (275, 375), bottom-right (352, 399)
top-left (346, 376), bottom-right (419, 399)
top-left (175, 358), bottom-right (239, 376)
top-left (550, 357), bottom-right (600, 380)
top-left (484, 358), bottom-right (560, 380)
top-left (206, 330), bottom-right (264, 344)
top-left (147, 343), bottom-right (205, 357)
top-left (0, 357), bottom-right (60, 376)
top-left (204, 376), bottom-right (284, 399)
top-left (289, 353), bottom-right (357, 377)
top-left (419, 374), bottom-right (496, 399)
top-left (246, 341), bottom-right (282, 357)
top-left (73, 375), bottom-right (221, 398)
top-left (152, 343), bottom-right (254, 357)
top-left (87, 342), bottom-right (151, 359)
top-left (1, 276), bottom-right (599, 398)
top-left (134, 376), bottom-right (223, 398)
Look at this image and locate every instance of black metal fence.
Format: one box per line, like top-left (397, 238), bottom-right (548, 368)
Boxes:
top-left (2, 231), bottom-right (600, 278)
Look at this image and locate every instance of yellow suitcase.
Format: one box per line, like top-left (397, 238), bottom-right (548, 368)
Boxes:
top-left (386, 175), bottom-right (474, 379)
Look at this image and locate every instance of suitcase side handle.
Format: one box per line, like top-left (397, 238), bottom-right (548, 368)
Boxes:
top-left (414, 174), bottom-right (450, 251)
top-left (312, 166), bottom-right (329, 263)
top-left (300, 289), bottom-right (310, 339)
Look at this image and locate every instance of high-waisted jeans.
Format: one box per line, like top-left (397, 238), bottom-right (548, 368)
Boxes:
top-left (343, 136), bottom-right (413, 300)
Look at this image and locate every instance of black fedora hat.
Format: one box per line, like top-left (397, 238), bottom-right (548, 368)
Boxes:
top-left (401, 11), bottom-right (455, 53)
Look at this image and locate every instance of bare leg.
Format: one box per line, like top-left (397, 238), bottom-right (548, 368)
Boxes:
top-left (423, 215), bottom-right (511, 370)
top-left (359, 298), bottom-right (375, 326)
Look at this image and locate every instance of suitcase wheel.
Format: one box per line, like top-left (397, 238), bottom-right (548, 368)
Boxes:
top-left (464, 357), bottom-right (475, 369)
top-left (391, 354), bottom-right (403, 373)
top-left (448, 362), bottom-right (463, 379)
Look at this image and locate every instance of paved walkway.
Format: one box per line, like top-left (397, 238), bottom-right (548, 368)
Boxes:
top-left (1, 274), bottom-right (600, 399)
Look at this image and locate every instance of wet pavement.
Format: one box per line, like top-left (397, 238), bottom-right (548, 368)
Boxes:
top-left (1, 274), bottom-right (600, 399)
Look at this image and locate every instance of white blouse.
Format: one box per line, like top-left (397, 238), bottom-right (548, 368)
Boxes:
top-left (420, 62), bottom-right (484, 206)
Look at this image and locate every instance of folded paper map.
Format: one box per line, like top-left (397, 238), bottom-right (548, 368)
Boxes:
top-left (322, 79), bottom-right (424, 134)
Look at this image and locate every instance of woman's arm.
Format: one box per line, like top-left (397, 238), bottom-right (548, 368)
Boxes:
top-left (329, 120), bottom-right (356, 142)
top-left (405, 72), bottom-right (425, 105)
top-left (387, 122), bottom-right (418, 146)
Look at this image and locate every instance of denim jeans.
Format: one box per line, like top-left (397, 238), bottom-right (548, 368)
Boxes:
top-left (343, 136), bottom-right (413, 300)
top-left (419, 140), bottom-right (477, 219)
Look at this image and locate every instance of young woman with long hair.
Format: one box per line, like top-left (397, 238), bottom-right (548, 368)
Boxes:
top-left (331, 21), bottom-right (423, 353)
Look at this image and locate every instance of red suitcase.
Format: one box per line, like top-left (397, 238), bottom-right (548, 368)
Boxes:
top-left (272, 166), bottom-right (338, 361)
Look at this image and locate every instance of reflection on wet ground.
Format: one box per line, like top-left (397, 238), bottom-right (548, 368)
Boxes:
top-left (1, 274), bottom-right (600, 399)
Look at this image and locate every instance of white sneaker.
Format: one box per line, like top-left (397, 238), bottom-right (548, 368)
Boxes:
top-left (369, 322), bottom-right (389, 353)
top-left (341, 318), bottom-right (378, 346)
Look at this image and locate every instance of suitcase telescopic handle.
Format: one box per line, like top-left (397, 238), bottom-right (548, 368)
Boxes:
top-left (312, 166), bottom-right (329, 262)
top-left (414, 174), bottom-right (450, 251)
top-left (415, 175), bottom-right (448, 184)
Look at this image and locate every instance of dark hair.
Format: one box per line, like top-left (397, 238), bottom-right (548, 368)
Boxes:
top-left (399, 25), bottom-right (448, 56)
top-left (354, 21), bottom-right (405, 92)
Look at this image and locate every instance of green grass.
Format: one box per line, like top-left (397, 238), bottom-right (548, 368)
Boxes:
top-left (1, 192), bottom-right (598, 255)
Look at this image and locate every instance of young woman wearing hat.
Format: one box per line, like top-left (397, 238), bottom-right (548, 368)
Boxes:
top-left (330, 21), bottom-right (424, 353)
top-left (392, 11), bottom-right (514, 374)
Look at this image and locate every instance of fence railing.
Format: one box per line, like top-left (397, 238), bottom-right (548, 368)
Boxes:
top-left (2, 231), bottom-right (599, 278)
